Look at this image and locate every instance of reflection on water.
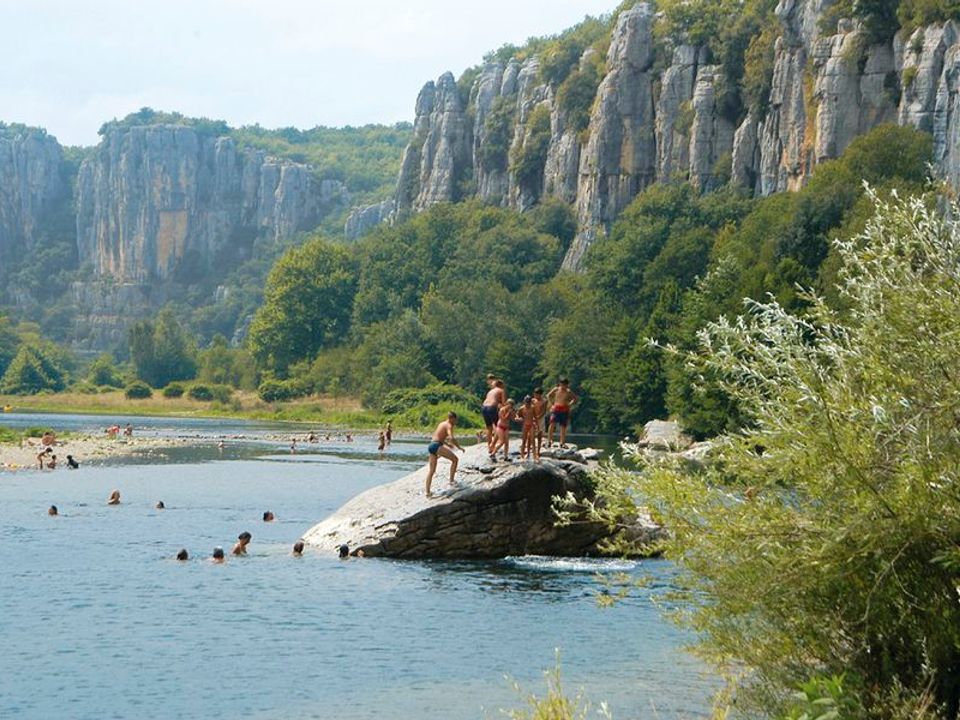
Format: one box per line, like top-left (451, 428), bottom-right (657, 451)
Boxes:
top-left (0, 414), bottom-right (714, 719)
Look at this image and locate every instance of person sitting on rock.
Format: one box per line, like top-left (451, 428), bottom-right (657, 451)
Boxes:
top-left (546, 378), bottom-right (578, 449)
top-left (490, 398), bottom-right (516, 462)
top-left (424, 411), bottom-right (464, 498)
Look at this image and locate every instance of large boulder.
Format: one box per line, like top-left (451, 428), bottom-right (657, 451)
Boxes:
top-left (302, 443), bottom-right (663, 559)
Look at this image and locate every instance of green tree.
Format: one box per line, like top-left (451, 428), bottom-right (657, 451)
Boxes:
top-left (589, 192), bottom-right (960, 717)
top-left (248, 237), bottom-right (357, 372)
top-left (129, 308), bottom-right (198, 387)
top-left (197, 335), bottom-right (258, 390)
top-left (87, 353), bottom-right (123, 387)
top-left (0, 345), bottom-right (66, 394)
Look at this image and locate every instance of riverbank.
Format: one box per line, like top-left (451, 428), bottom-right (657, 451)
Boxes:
top-left (0, 433), bottom-right (188, 471)
top-left (0, 390), bottom-right (387, 427)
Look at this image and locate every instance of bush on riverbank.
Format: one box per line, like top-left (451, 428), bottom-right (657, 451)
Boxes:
top-left (124, 381), bottom-right (153, 399)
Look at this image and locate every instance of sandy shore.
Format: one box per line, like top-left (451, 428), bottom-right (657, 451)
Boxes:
top-left (0, 435), bottom-right (184, 471)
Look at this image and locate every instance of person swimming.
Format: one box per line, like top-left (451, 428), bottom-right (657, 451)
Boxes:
top-left (338, 544), bottom-right (350, 559)
top-left (292, 541), bottom-right (305, 557)
top-left (155, 501), bottom-right (165, 510)
top-left (66, 455), bottom-right (79, 469)
top-left (176, 549), bottom-right (189, 561)
top-left (47, 455), bottom-right (57, 470)
top-left (48, 505), bottom-right (58, 516)
top-left (107, 489), bottom-right (121, 505)
top-left (232, 531), bottom-right (252, 556)
top-left (212, 547), bottom-right (225, 563)
top-left (262, 511), bottom-right (275, 522)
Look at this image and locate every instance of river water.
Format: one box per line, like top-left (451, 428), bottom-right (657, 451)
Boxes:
top-left (0, 413), bottom-right (715, 719)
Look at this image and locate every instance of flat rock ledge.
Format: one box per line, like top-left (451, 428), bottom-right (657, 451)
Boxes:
top-left (303, 443), bottom-right (663, 559)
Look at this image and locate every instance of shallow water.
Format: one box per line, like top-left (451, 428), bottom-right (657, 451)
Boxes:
top-left (0, 413), bottom-right (715, 719)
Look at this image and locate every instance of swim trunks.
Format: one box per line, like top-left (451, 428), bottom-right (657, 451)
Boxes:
top-left (550, 404), bottom-right (570, 427)
top-left (481, 404), bottom-right (499, 427)
top-left (497, 421), bottom-right (510, 431)
top-left (427, 440), bottom-right (443, 455)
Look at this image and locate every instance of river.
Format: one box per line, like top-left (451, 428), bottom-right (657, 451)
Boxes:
top-left (0, 413), bottom-right (715, 719)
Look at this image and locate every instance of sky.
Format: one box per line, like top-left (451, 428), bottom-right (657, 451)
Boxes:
top-left (1, 0), bottom-right (616, 147)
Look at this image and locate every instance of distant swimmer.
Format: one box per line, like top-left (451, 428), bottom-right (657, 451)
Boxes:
top-left (308, 431), bottom-right (317, 443)
top-left (262, 511), bottom-right (275, 522)
top-left (425, 411), bottom-right (464, 498)
top-left (123, 424), bottom-right (133, 437)
top-left (156, 501), bottom-right (165, 510)
top-left (212, 547), bottom-right (225, 563)
top-left (107, 489), bottom-right (121, 505)
top-left (290, 438), bottom-right (297, 454)
top-left (338, 544), bottom-right (350, 559)
top-left (232, 531), bottom-right (252, 556)
top-left (217, 440), bottom-right (225, 452)
top-left (377, 432), bottom-right (386, 452)
top-left (385, 421), bottom-right (393, 444)
top-left (48, 505), bottom-right (58, 516)
top-left (546, 378), bottom-right (579, 449)
top-left (292, 541), bottom-right (304, 557)
top-left (176, 549), bottom-right (189, 561)
top-left (66, 455), bottom-right (79, 469)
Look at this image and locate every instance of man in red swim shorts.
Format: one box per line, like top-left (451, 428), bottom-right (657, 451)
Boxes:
top-left (546, 378), bottom-right (578, 448)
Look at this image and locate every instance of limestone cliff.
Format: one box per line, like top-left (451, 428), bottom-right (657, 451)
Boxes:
top-left (0, 127), bottom-right (67, 268)
top-left (76, 125), bottom-right (347, 283)
top-left (363, 0), bottom-right (960, 268)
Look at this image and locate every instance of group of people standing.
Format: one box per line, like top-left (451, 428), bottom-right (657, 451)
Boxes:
top-left (481, 374), bottom-right (578, 462)
top-left (423, 374), bottom-right (579, 498)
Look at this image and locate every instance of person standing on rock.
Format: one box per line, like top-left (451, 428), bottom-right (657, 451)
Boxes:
top-left (517, 396), bottom-right (539, 462)
top-left (425, 412), bottom-right (464, 498)
top-left (489, 398), bottom-right (516, 462)
top-left (481, 375), bottom-right (506, 454)
top-left (532, 388), bottom-right (547, 460)
top-left (546, 379), bottom-right (579, 449)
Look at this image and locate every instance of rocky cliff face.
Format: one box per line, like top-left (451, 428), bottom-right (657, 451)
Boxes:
top-left (0, 128), bottom-right (67, 268)
top-left (360, 0), bottom-right (960, 269)
top-left (76, 125), bottom-right (347, 283)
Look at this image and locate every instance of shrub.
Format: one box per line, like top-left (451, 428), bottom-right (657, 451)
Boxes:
top-left (162, 382), bottom-right (185, 398)
top-left (125, 381), bottom-right (153, 399)
top-left (0, 345), bottom-right (66, 395)
top-left (381, 383), bottom-right (479, 415)
top-left (187, 384), bottom-right (213, 401)
top-left (257, 378), bottom-right (311, 403)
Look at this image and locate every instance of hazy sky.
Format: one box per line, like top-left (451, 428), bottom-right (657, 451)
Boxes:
top-left (1, 0), bottom-right (616, 146)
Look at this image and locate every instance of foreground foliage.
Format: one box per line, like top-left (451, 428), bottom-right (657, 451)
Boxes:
top-left (589, 193), bottom-right (960, 718)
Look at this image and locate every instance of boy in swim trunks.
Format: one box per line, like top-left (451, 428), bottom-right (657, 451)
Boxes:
top-left (489, 398), bottom-right (516, 462)
top-left (516, 395), bottom-right (538, 461)
top-left (481, 375), bottom-right (506, 453)
top-left (531, 387), bottom-right (546, 460)
top-left (425, 412), bottom-right (464, 498)
top-left (546, 378), bottom-right (579, 448)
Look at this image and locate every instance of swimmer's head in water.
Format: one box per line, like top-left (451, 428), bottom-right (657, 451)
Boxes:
top-left (107, 490), bottom-right (121, 504)
top-left (212, 547), bottom-right (225, 560)
top-left (338, 544), bottom-right (349, 558)
top-left (293, 541), bottom-right (304, 556)
top-left (238, 531), bottom-right (252, 542)
top-left (176, 549), bottom-right (188, 561)
top-left (262, 511), bottom-right (275, 522)
top-left (48, 505), bottom-right (58, 516)
top-left (156, 501), bottom-right (165, 509)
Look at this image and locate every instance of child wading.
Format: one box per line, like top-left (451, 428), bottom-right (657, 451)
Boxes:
top-left (425, 412), bottom-right (464, 498)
